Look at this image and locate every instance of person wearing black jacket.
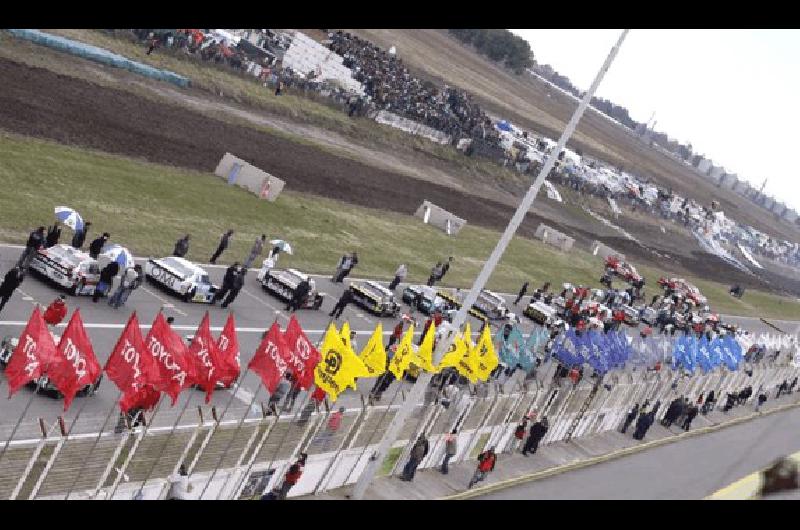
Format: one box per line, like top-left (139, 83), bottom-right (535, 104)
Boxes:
top-left (17, 226), bottom-right (45, 269)
top-left (514, 282), bottom-right (529, 305)
top-left (71, 221), bottom-right (91, 249)
top-left (45, 224), bottom-right (61, 248)
top-left (214, 262), bottom-right (240, 304)
top-left (173, 234), bottom-right (190, 258)
top-left (329, 288), bottom-right (354, 319)
top-left (682, 404), bottom-right (699, 431)
top-left (88, 233), bottom-right (110, 259)
top-left (210, 230), bottom-right (234, 264)
top-left (522, 417), bottom-right (549, 456)
top-left (621, 403), bottom-right (640, 433)
top-left (286, 279), bottom-right (311, 312)
top-left (0, 267), bottom-right (24, 315)
top-left (93, 261), bottom-right (119, 302)
top-left (221, 268), bottom-right (246, 309)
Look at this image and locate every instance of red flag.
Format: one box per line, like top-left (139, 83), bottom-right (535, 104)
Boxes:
top-left (215, 313), bottom-right (241, 388)
top-left (247, 322), bottom-right (289, 394)
top-left (187, 312), bottom-right (222, 403)
top-left (119, 385), bottom-right (161, 413)
top-left (143, 313), bottom-right (197, 405)
top-left (105, 312), bottom-right (160, 410)
top-left (48, 310), bottom-right (102, 410)
top-left (283, 315), bottom-right (321, 390)
top-left (5, 307), bottom-right (58, 397)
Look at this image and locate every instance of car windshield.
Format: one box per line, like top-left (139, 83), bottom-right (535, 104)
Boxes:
top-left (47, 245), bottom-right (86, 267)
top-left (160, 257), bottom-right (198, 278)
top-left (361, 282), bottom-right (390, 299)
top-left (479, 291), bottom-right (504, 306)
top-left (199, 274), bottom-right (211, 285)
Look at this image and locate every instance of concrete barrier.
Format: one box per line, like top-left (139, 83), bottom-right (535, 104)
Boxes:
top-left (535, 224), bottom-right (574, 252)
top-left (414, 200), bottom-right (467, 236)
top-left (214, 153), bottom-right (285, 202)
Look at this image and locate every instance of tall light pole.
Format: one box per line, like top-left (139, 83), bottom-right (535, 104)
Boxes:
top-left (352, 29), bottom-right (630, 500)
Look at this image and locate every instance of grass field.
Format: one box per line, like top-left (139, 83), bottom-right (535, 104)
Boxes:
top-left (1, 132), bottom-right (798, 320)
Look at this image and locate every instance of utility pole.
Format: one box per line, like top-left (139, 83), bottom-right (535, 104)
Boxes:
top-left (351, 29), bottom-right (630, 500)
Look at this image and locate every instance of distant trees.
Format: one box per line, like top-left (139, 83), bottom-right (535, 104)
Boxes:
top-left (448, 29), bottom-right (533, 74)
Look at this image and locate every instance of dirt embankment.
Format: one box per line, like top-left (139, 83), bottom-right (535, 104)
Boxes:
top-left (0, 57), bottom-right (792, 295)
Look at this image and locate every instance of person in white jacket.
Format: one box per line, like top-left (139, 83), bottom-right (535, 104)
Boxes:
top-left (257, 246), bottom-right (281, 282)
top-left (166, 465), bottom-right (193, 500)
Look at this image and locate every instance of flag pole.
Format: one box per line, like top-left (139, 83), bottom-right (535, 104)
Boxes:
top-left (64, 390), bottom-right (124, 499)
top-left (197, 382), bottom-right (262, 499)
top-left (133, 389), bottom-right (199, 499)
top-left (351, 29), bottom-right (630, 500)
top-left (0, 380), bottom-right (47, 465)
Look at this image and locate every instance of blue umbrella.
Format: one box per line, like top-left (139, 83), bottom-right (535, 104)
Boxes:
top-left (100, 244), bottom-right (134, 269)
top-left (54, 206), bottom-right (85, 232)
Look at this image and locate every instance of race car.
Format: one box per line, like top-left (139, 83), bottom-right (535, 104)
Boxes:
top-left (349, 281), bottom-right (400, 317)
top-left (523, 300), bottom-right (557, 326)
top-left (401, 285), bottom-right (440, 314)
top-left (435, 290), bottom-right (488, 324)
top-left (473, 290), bottom-right (515, 321)
top-left (604, 255), bottom-right (643, 285)
top-left (29, 244), bottom-right (101, 296)
top-left (639, 306), bottom-right (658, 326)
top-left (0, 335), bottom-right (102, 399)
top-left (619, 304), bottom-right (640, 326)
top-left (260, 268), bottom-right (324, 310)
top-left (145, 257), bottom-right (218, 303)
top-left (657, 277), bottom-right (708, 306)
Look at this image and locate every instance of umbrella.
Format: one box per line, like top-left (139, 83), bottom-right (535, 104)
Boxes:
top-left (269, 239), bottom-right (293, 255)
top-left (54, 206), bottom-right (85, 232)
top-left (99, 244), bottom-right (135, 269)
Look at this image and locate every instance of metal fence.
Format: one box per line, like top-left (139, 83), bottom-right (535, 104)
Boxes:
top-left (1, 359), bottom-right (796, 500)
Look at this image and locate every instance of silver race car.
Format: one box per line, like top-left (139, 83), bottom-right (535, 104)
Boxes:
top-left (29, 244), bottom-right (101, 296)
top-left (145, 256), bottom-right (218, 303)
top-left (260, 268), bottom-right (324, 309)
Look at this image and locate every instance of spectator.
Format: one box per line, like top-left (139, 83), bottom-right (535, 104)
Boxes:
top-left (220, 268), bottom-right (246, 309)
top-left (620, 403), bottom-right (639, 434)
top-left (468, 447), bottom-right (497, 489)
top-left (329, 288), bottom-right (354, 319)
top-left (440, 429), bottom-right (458, 475)
top-left (166, 464), bottom-right (192, 500)
top-left (214, 262), bottom-right (240, 304)
top-left (109, 265), bottom-right (143, 309)
top-left (43, 295), bottom-right (68, 327)
top-left (210, 230), bottom-right (234, 264)
top-left (522, 417), bottom-right (548, 456)
top-left (276, 453), bottom-right (307, 499)
top-left (400, 435), bottom-right (429, 481)
top-left (286, 278), bottom-right (311, 312)
top-left (17, 226), bottom-right (45, 269)
top-left (243, 235), bottom-right (267, 269)
top-left (268, 373), bottom-right (292, 416)
top-left (427, 262), bottom-right (443, 287)
top-left (512, 417), bottom-right (529, 452)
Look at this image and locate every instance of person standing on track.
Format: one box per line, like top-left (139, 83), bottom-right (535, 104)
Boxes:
top-left (329, 288), bottom-right (354, 319)
top-left (388, 263), bottom-right (407, 291)
top-left (0, 267), bottom-right (24, 316)
top-left (243, 235), bottom-right (266, 269)
top-left (17, 226), bottom-right (45, 270)
top-left (285, 278), bottom-right (311, 312)
top-left (214, 262), bottom-right (239, 304)
top-left (45, 224), bottom-right (61, 248)
top-left (427, 261), bottom-right (443, 287)
top-left (71, 221), bottom-right (91, 250)
top-left (210, 229), bottom-right (234, 264)
top-left (514, 281), bottom-right (529, 305)
top-left (93, 261), bottom-right (119, 303)
top-left (109, 265), bottom-right (143, 309)
top-left (221, 267), bottom-right (246, 309)
top-left (88, 232), bottom-right (110, 260)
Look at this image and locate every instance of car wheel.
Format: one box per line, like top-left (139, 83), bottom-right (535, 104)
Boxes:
top-left (313, 297), bottom-right (323, 310)
top-left (70, 279), bottom-right (85, 296)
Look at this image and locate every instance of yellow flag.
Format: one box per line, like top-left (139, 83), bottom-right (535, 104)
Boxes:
top-left (388, 325), bottom-right (421, 380)
top-left (416, 322), bottom-right (438, 373)
top-left (340, 321), bottom-right (353, 352)
top-left (314, 323), bottom-right (370, 402)
top-left (472, 325), bottom-right (499, 381)
top-left (358, 324), bottom-right (387, 377)
top-left (437, 332), bottom-right (468, 370)
top-left (463, 322), bottom-right (475, 349)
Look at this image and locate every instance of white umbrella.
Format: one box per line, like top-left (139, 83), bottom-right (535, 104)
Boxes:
top-left (269, 239), bottom-right (293, 255)
top-left (54, 206), bottom-right (85, 232)
top-left (99, 244), bottom-right (135, 269)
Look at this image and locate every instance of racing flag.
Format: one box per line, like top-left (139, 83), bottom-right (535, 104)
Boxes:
top-left (388, 324), bottom-right (422, 380)
top-left (314, 323), bottom-right (369, 402)
top-left (120, 385), bottom-right (161, 414)
top-left (358, 324), bottom-right (387, 377)
top-left (105, 312), bottom-right (161, 413)
top-left (143, 312), bottom-right (197, 405)
top-left (48, 309), bottom-right (102, 410)
top-left (283, 315), bottom-right (322, 390)
top-left (340, 321), bottom-right (354, 353)
top-left (416, 322), bottom-right (438, 373)
top-left (437, 331), bottom-right (468, 371)
top-left (472, 325), bottom-right (499, 381)
top-left (248, 322), bottom-right (290, 394)
top-left (215, 313), bottom-right (241, 388)
top-left (5, 307), bottom-right (58, 397)
top-left (187, 312), bottom-right (222, 403)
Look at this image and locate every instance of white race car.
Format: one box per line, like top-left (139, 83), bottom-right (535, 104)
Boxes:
top-left (29, 244), bottom-right (101, 296)
top-left (145, 257), bottom-right (218, 303)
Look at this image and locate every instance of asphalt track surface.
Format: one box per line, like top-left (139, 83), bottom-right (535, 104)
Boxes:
top-left (475, 404), bottom-right (800, 500)
top-left (0, 244), bottom-right (795, 439)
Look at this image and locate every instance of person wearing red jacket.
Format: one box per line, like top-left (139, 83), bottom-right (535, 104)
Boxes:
top-left (276, 453), bottom-right (307, 500)
top-left (468, 447), bottom-right (497, 488)
top-left (43, 295), bottom-right (67, 326)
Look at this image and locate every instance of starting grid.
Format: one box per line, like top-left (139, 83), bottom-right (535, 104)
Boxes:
top-left (0, 356), bottom-right (796, 500)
